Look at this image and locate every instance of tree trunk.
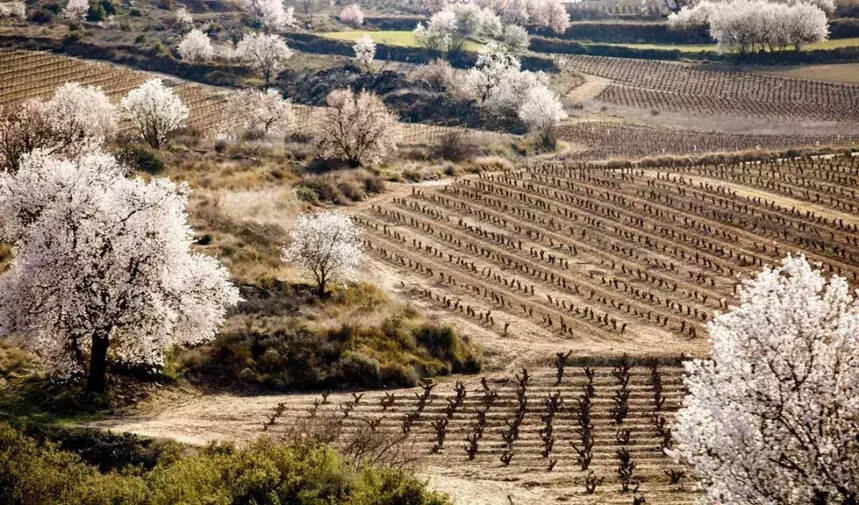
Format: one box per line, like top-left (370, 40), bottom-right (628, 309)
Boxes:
top-left (86, 333), bottom-right (110, 393)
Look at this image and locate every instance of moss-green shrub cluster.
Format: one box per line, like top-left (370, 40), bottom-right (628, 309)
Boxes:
top-left (176, 282), bottom-right (480, 391)
top-left (0, 423), bottom-right (450, 505)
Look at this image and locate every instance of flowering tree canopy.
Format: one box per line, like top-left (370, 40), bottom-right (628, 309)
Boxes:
top-left (121, 79), bottom-right (189, 149)
top-left (338, 3), bottom-right (364, 26)
top-left (236, 32), bottom-right (294, 85)
top-left (229, 88), bottom-right (294, 139)
top-left (0, 82), bottom-right (116, 172)
top-left (501, 23), bottom-right (530, 52)
top-left (0, 1), bottom-right (26, 19)
top-left (668, 0), bottom-right (829, 52)
top-left (0, 150), bottom-right (239, 392)
top-left (282, 212), bottom-right (363, 295)
top-left (174, 6), bottom-right (194, 29)
top-left (353, 34), bottom-right (376, 67)
top-left (63, 0), bottom-right (88, 22)
top-left (243, 0), bottom-right (294, 31)
top-left (314, 88), bottom-right (402, 167)
top-left (414, 2), bottom-right (504, 53)
top-left (669, 254), bottom-right (858, 505)
top-left (178, 28), bottom-right (214, 62)
top-left (518, 83), bottom-right (567, 141)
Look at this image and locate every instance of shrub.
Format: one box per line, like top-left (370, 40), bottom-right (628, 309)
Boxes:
top-left (0, 423), bottom-right (451, 505)
top-left (30, 9), bottom-right (54, 23)
top-left (117, 145), bottom-right (164, 174)
top-left (435, 131), bottom-right (479, 162)
top-left (177, 282), bottom-right (480, 391)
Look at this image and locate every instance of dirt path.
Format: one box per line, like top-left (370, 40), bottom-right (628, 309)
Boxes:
top-left (565, 74), bottom-right (611, 105)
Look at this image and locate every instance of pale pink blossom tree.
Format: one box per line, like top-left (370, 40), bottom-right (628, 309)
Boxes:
top-left (517, 83), bottom-right (567, 145)
top-left (63, 0), bottom-right (88, 23)
top-left (0, 150), bottom-right (240, 392)
top-left (668, 254), bottom-right (859, 505)
top-left (353, 34), bottom-right (376, 68)
top-left (120, 79), bottom-right (189, 149)
top-left (236, 32), bottom-right (294, 85)
top-left (314, 88), bottom-right (402, 167)
top-left (282, 212), bottom-right (362, 296)
top-left (229, 88), bottom-right (294, 139)
top-left (338, 3), bottom-right (364, 26)
top-left (244, 0), bottom-right (294, 31)
top-left (177, 28), bottom-right (215, 62)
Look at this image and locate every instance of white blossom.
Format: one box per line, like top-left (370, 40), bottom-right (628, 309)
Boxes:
top-left (414, 2), bottom-right (507, 53)
top-left (244, 0), bottom-right (294, 31)
top-left (668, 0), bottom-right (828, 53)
top-left (463, 42), bottom-right (521, 103)
top-left (0, 1), bottom-right (26, 19)
top-left (314, 88), bottom-right (402, 167)
top-left (48, 82), bottom-right (118, 155)
top-left (236, 32), bottom-right (294, 85)
top-left (669, 254), bottom-right (859, 505)
top-left (63, 0), bottom-right (88, 22)
top-left (338, 3), bottom-right (364, 26)
top-left (501, 23), bottom-right (530, 52)
top-left (0, 83), bottom-right (116, 171)
top-left (353, 34), bottom-right (376, 67)
top-left (177, 28), bottom-right (214, 62)
top-left (174, 6), bottom-right (193, 28)
top-left (528, 0), bottom-right (570, 34)
top-left (120, 79), bottom-right (189, 149)
top-left (517, 83), bottom-right (567, 140)
top-left (282, 212), bottom-right (362, 295)
top-left (0, 150), bottom-right (239, 391)
top-left (228, 88), bottom-right (294, 139)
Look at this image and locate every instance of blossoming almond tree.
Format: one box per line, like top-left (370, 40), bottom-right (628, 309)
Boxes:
top-left (0, 150), bottom-right (240, 392)
top-left (243, 0), bottom-right (294, 31)
top-left (314, 88), bottom-right (402, 167)
top-left (282, 212), bottom-right (362, 296)
top-left (178, 28), bottom-right (214, 62)
top-left (229, 88), bottom-right (294, 139)
top-left (668, 254), bottom-right (858, 505)
top-left (120, 79), bottom-right (189, 149)
top-left (63, 0), bottom-right (88, 23)
top-left (518, 84), bottom-right (567, 146)
top-left (236, 32), bottom-right (294, 85)
top-left (338, 3), bottom-right (364, 26)
top-left (353, 34), bottom-right (376, 68)
top-left (0, 82), bottom-right (116, 172)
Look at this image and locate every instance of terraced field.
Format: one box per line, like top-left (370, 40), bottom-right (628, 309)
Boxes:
top-left (354, 155), bottom-right (859, 360)
top-left (560, 54), bottom-right (859, 123)
top-left (0, 48), bottom-right (237, 133)
top-left (258, 363), bottom-right (694, 504)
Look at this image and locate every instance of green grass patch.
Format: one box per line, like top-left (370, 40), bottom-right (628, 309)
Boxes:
top-left (320, 30), bottom-right (486, 52)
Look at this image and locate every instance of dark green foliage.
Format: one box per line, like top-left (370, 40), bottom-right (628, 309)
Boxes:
top-left (0, 423), bottom-right (451, 505)
top-left (117, 144), bottom-right (164, 173)
top-left (86, 3), bottom-right (106, 22)
top-left (30, 10), bottom-right (54, 23)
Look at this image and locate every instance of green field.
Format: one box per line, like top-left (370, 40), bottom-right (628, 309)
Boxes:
top-left (320, 30), bottom-right (486, 52)
top-left (592, 37), bottom-right (859, 53)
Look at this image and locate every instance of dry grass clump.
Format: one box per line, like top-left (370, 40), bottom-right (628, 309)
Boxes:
top-left (294, 169), bottom-right (385, 204)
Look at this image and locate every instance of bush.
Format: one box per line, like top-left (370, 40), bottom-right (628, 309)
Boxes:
top-left (435, 131), bottom-right (479, 162)
top-left (29, 10), bottom-right (54, 24)
top-left (177, 283), bottom-right (480, 391)
top-left (117, 145), bottom-right (164, 174)
top-left (0, 423), bottom-right (451, 505)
